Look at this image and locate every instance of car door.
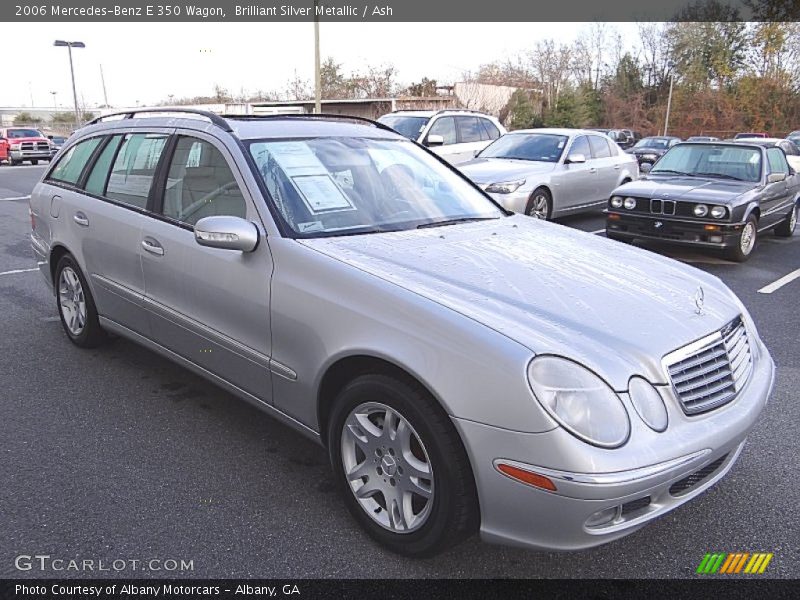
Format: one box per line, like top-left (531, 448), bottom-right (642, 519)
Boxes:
top-left (452, 116), bottom-right (490, 164)
top-left (140, 131), bottom-right (273, 403)
top-left (424, 116), bottom-right (460, 163)
top-left (552, 135), bottom-right (596, 212)
top-left (763, 147), bottom-right (796, 228)
top-left (55, 131), bottom-right (166, 336)
top-left (588, 135), bottom-right (620, 202)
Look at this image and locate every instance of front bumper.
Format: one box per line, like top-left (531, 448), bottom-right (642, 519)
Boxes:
top-left (484, 189), bottom-right (530, 214)
top-left (10, 149), bottom-right (52, 160)
top-left (454, 340), bottom-right (774, 551)
top-left (606, 211), bottom-right (744, 248)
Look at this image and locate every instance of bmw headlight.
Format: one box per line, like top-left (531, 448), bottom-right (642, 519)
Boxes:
top-left (628, 377), bottom-right (668, 432)
top-left (610, 196), bottom-right (623, 208)
top-left (694, 204), bottom-right (709, 217)
top-left (528, 356), bottom-right (630, 448)
top-left (485, 179), bottom-right (525, 194)
top-left (623, 197), bottom-right (637, 210)
top-left (710, 206), bottom-right (726, 219)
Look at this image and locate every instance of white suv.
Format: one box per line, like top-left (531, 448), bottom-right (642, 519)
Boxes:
top-left (378, 110), bottom-right (506, 165)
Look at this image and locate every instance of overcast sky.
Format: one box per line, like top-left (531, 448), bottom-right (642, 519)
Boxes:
top-left (3, 22), bottom-right (639, 109)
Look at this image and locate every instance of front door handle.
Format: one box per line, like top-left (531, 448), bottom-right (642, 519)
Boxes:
top-left (141, 238), bottom-right (165, 256)
top-left (589, 167), bottom-right (597, 174)
top-left (613, 164), bottom-right (621, 170)
top-left (73, 212), bottom-right (89, 227)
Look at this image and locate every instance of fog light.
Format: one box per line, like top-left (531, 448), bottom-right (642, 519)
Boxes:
top-left (586, 506), bottom-right (621, 528)
top-left (709, 235), bottom-right (723, 243)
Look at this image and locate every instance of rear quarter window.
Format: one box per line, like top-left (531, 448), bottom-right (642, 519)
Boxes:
top-left (48, 137), bottom-right (103, 185)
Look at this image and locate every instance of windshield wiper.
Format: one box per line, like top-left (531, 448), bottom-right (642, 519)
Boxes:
top-left (688, 171), bottom-right (746, 181)
top-left (650, 169), bottom-right (691, 176)
top-left (417, 217), bottom-right (499, 229)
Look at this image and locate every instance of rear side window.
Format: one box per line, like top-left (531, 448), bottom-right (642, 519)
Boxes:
top-left (84, 135), bottom-right (124, 195)
top-left (106, 133), bottom-right (168, 209)
top-left (480, 119), bottom-right (501, 141)
top-left (49, 137), bottom-right (102, 185)
top-left (589, 135), bottom-right (612, 158)
top-left (456, 117), bottom-right (483, 143)
top-left (162, 137), bottom-right (247, 226)
top-left (766, 147), bottom-right (790, 174)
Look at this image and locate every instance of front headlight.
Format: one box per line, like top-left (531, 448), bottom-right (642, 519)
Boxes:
top-left (694, 204), bottom-right (709, 217)
top-left (485, 179), bottom-right (525, 194)
top-left (528, 356), bottom-right (630, 448)
top-left (9, 143), bottom-right (20, 150)
top-left (710, 206), bottom-right (726, 219)
top-left (623, 197), bottom-right (637, 210)
top-left (642, 153), bottom-right (657, 160)
top-left (610, 196), bottom-right (623, 208)
top-left (628, 377), bottom-right (668, 432)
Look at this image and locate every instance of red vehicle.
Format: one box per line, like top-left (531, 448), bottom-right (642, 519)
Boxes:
top-left (0, 127), bottom-right (54, 166)
top-left (733, 132), bottom-right (768, 139)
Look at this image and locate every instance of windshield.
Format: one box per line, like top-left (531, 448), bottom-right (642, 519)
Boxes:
top-left (7, 129), bottom-right (44, 138)
top-left (650, 144), bottom-right (762, 182)
top-left (376, 116), bottom-right (430, 140)
top-left (479, 133), bottom-right (568, 162)
top-left (634, 137), bottom-right (670, 149)
top-left (248, 137), bottom-right (504, 237)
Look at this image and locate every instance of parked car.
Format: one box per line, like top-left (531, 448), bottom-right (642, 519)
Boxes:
top-left (733, 137), bottom-right (800, 172)
top-left (686, 136), bottom-right (720, 142)
top-left (377, 109), bottom-right (506, 165)
top-left (606, 141), bottom-right (799, 261)
top-left (786, 130), bottom-right (800, 146)
top-left (30, 110), bottom-right (774, 556)
top-left (0, 127), bottom-right (55, 165)
top-left (459, 128), bottom-right (638, 219)
top-left (733, 132), bottom-right (767, 139)
top-left (588, 128), bottom-right (635, 150)
top-left (628, 136), bottom-right (682, 171)
top-left (47, 134), bottom-right (69, 154)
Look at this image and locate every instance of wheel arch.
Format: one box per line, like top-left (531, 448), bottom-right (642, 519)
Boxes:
top-left (49, 243), bottom-right (72, 287)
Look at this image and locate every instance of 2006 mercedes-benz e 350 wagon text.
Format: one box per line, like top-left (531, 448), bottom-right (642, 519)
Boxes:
top-left (30, 109), bottom-right (774, 557)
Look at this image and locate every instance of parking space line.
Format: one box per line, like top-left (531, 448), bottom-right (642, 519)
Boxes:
top-left (758, 268), bottom-right (800, 294)
top-left (0, 267), bottom-right (38, 276)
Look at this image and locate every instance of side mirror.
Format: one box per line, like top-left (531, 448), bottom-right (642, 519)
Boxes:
top-left (194, 216), bottom-right (259, 252)
top-left (566, 153), bottom-right (587, 164)
top-left (640, 162), bottom-right (653, 173)
top-left (425, 134), bottom-right (445, 147)
top-left (473, 149), bottom-right (482, 158)
top-left (767, 172), bottom-right (787, 183)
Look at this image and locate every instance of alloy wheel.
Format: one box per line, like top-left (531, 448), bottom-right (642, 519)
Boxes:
top-left (740, 221), bottom-right (756, 255)
top-left (528, 194), bottom-right (549, 219)
top-left (58, 266), bottom-right (87, 335)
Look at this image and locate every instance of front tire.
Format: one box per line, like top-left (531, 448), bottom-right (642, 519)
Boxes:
top-left (725, 215), bottom-right (758, 262)
top-left (55, 254), bottom-right (107, 348)
top-left (328, 374), bottom-right (478, 557)
top-left (774, 204), bottom-right (798, 237)
top-left (525, 187), bottom-right (552, 220)
top-left (30, 159), bottom-right (39, 165)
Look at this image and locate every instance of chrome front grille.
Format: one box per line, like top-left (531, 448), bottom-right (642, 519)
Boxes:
top-left (666, 317), bottom-right (753, 415)
top-left (650, 198), bottom-right (676, 215)
top-left (20, 141), bottom-right (50, 152)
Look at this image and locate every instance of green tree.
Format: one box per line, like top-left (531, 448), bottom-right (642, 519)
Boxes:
top-left (405, 78), bottom-right (438, 97)
top-left (505, 89), bottom-right (541, 130)
top-left (13, 112), bottom-right (42, 125)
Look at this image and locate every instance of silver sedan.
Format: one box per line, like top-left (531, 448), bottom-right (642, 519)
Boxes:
top-left (460, 128), bottom-right (639, 219)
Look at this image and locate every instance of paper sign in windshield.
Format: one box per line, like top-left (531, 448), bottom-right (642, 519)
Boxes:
top-left (293, 174), bottom-right (355, 213)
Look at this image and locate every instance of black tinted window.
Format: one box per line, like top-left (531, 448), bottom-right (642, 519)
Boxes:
top-left (589, 135), bottom-right (612, 158)
top-left (106, 133), bottom-right (168, 209)
top-left (163, 137), bottom-right (247, 226)
top-left (49, 137), bottom-right (102, 185)
top-left (456, 117), bottom-right (483, 143)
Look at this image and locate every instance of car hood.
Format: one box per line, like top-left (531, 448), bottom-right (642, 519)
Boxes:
top-left (618, 175), bottom-right (756, 204)
top-left (459, 158), bottom-right (556, 185)
top-left (7, 136), bottom-right (49, 143)
top-left (630, 147), bottom-right (667, 155)
top-left (300, 215), bottom-right (741, 388)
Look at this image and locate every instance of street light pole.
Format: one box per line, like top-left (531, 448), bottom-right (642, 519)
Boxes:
top-left (54, 40), bottom-right (85, 128)
top-left (313, 0), bottom-right (321, 114)
top-left (663, 63), bottom-right (675, 137)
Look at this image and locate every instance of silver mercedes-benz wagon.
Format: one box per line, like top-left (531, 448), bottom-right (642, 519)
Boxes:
top-left (30, 109), bottom-right (774, 557)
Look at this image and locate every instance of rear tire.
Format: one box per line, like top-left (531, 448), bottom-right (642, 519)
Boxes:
top-left (327, 373), bottom-right (479, 557)
top-left (725, 215), bottom-right (758, 262)
top-left (54, 254), bottom-right (107, 348)
top-left (774, 204), bottom-right (797, 237)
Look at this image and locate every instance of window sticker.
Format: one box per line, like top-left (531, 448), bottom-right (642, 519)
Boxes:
top-left (297, 221), bottom-right (324, 233)
top-left (292, 174), bottom-right (355, 213)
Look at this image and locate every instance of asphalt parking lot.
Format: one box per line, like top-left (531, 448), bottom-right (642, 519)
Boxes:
top-left (1, 164), bottom-right (798, 579)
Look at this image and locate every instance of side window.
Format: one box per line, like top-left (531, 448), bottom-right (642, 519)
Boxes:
top-left (84, 135), bottom-right (123, 195)
top-left (780, 141), bottom-right (799, 156)
top-left (479, 118), bottom-right (501, 141)
top-left (106, 133), bottom-right (168, 209)
top-left (456, 116), bottom-right (483, 143)
top-left (48, 137), bottom-right (102, 185)
top-left (589, 135), bottom-right (612, 158)
top-left (569, 135), bottom-right (591, 159)
top-left (766, 148), bottom-right (790, 175)
top-left (427, 117), bottom-right (456, 145)
top-left (162, 136), bottom-right (246, 227)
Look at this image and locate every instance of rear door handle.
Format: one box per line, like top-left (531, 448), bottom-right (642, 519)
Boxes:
top-left (613, 164), bottom-right (621, 170)
top-left (73, 212), bottom-right (89, 227)
top-left (141, 237), bottom-right (165, 256)
top-left (589, 168), bottom-right (597, 174)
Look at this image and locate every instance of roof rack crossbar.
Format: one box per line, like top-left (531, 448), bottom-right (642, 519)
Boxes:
top-left (85, 108), bottom-right (233, 132)
top-left (219, 112), bottom-right (396, 133)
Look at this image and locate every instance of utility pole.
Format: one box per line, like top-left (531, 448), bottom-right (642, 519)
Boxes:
top-left (663, 63), bottom-right (675, 137)
top-left (50, 91), bottom-right (57, 111)
top-left (99, 64), bottom-right (109, 107)
top-left (54, 40), bottom-right (85, 127)
top-left (313, 0), bottom-right (321, 114)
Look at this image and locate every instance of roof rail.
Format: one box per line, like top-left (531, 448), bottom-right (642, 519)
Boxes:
top-left (220, 112), bottom-right (396, 133)
top-left (84, 108), bottom-right (233, 132)
top-left (391, 108), bottom-right (491, 118)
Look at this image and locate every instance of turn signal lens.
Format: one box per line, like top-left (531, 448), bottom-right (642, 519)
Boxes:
top-left (496, 463), bottom-right (557, 492)
top-left (704, 225), bottom-right (720, 231)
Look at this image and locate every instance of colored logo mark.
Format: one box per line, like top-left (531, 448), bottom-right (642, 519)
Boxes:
top-left (696, 552), bottom-right (773, 574)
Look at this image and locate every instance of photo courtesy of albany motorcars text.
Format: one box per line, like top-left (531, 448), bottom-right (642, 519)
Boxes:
top-left (29, 109), bottom-right (774, 557)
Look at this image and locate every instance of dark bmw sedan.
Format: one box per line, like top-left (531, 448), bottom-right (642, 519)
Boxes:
top-left (606, 142), bottom-right (799, 261)
top-left (628, 136), bottom-right (682, 171)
